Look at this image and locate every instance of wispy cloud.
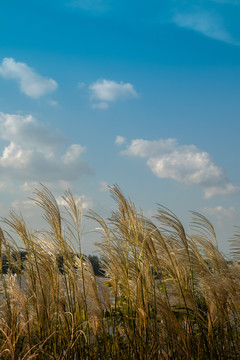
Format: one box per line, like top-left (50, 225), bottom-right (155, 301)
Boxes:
top-left (99, 181), bottom-right (109, 192)
top-left (115, 136), bottom-right (126, 145)
top-left (201, 206), bottom-right (239, 226)
top-left (0, 58), bottom-right (58, 98)
top-left (48, 100), bottom-right (59, 106)
top-left (91, 102), bottom-right (109, 109)
top-left (173, 11), bottom-right (237, 45)
top-left (0, 182), bottom-right (8, 191)
top-left (89, 79), bottom-right (137, 109)
top-left (121, 138), bottom-right (240, 198)
top-left (0, 112), bottom-right (93, 182)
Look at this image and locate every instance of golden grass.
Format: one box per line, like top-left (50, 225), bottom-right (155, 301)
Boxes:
top-left (0, 184), bottom-right (239, 359)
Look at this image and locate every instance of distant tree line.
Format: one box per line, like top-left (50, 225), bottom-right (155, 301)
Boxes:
top-left (0, 251), bottom-right (104, 276)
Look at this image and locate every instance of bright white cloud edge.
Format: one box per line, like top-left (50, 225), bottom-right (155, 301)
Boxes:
top-left (121, 138), bottom-right (240, 198)
top-left (0, 58), bottom-right (58, 98)
top-left (89, 79), bottom-right (137, 109)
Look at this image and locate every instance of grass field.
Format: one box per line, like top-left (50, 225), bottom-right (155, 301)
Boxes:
top-left (0, 185), bottom-right (240, 359)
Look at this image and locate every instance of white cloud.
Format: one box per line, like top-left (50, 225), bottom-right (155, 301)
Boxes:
top-left (10, 198), bottom-right (44, 222)
top-left (0, 142), bottom-right (32, 169)
top-left (122, 138), bottom-right (240, 198)
top-left (0, 182), bottom-right (7, 191)
top-left (0, 112), bottom-right (93, 183)
top-left (146, 151), bottom-right (223, 186)
top-left (62, 144), bottom-right (86, 164)
top-left (201, 206), bottom-right (239, 226)
top-left (0, 112), bottom-right (65, 150)
top-left (204, 183), bottom-right (239, 199)
top-left (20, 180), bottom-right (73, 194)
top-left (12, 199), bottom-right (33, 211)
top-left (90, 79), bottom-right (137, 101)
top-left (89, 79), bottom-right (137, 109)
top-left (0, 58), bottom-right (58, 98)
top-left (143, 209), bottom-right (155, 219)
top-left (56, 194), bottom-right (94, 209)
top-left (122, 138), bottom-right (176, 157)
top-left (99, 181), bottom-right (109, 192)
top-left (20, 182), bottom-right (40, 193)
top-left (173, 11), bottom-right (237, 45)
top-left (115, 136), bottom-right (126, 145)
top-left (202, 206), bottom-right (237, 219)
top-left (49, 100), bottom-right (59, 106)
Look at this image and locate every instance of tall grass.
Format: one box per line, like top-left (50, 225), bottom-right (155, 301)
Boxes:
top-left (0, 184), bottom-right (240, 359)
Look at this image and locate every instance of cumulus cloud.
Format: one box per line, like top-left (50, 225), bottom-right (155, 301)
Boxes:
top-left (0, 112), bottom-right (93, 183)
top-left (0, 112), bottom-right (65, 150)
top-left (121, 138), bottom-right (240, 198)
top-left (0, 142), bottom-right (32, 169)
top-left (115, 136), bottom-right (126, 145)
top-left (89, 79), bottom-right (137, 109)
top-left (0, 58), bottom-right (58, 98)
top-left (122, 138), bottom-right (176, 158)
top-left (62, 144), bottom-right (86, 164)
top-left (173, 11), bottom-right (237, 45)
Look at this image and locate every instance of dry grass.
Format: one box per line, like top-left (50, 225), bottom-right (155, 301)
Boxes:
top-left (0, 184), bottom-right (239, 359)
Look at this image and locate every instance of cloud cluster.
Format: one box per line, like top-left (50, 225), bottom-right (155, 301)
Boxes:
top-left (121, 138), bottom-right (240, 198)
top-left (0, 112), bottom-right (92, 182)
top-left (89, 79), bottom-right (137, 109)
top-left (0, 58), bottom-right (58, 98)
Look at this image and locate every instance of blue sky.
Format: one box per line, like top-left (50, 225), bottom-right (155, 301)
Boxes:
top-left (0, 0), bottom-right (240, 253)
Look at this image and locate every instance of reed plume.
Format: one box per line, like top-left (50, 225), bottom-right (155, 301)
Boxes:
top-left (0, 184), bottom-right (239, 359)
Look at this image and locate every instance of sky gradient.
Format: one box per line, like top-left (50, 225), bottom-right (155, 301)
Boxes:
top-left (0, 0), bottom-right (240, 253)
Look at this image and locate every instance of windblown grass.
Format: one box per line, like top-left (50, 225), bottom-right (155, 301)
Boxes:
top-left (0, 184), bottom-right (240, 359)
